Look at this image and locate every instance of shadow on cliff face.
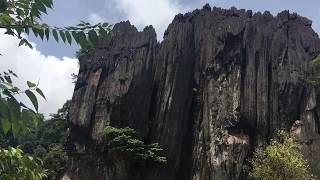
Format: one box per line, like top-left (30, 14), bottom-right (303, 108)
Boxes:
top-left (64, 4), bottom-right (320, 180)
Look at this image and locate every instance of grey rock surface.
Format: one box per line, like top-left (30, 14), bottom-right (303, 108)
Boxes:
top-left (64, 4), bottom-right (320, 180)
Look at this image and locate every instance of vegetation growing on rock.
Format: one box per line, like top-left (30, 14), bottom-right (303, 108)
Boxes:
top-left (105, 126), bottom-right (167, 164)
top-left (249, 130), bottom-right (315, 180)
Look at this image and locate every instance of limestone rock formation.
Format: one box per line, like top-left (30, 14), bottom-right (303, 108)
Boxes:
top-left (64, 4), bottom-right (320, 180)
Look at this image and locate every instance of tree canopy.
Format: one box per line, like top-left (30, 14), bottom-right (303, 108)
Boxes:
top-left (0, 0), bottom-right (111, 49)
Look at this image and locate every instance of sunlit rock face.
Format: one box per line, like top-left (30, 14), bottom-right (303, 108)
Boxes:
top-left (64, 4), bottom-right (320, 180)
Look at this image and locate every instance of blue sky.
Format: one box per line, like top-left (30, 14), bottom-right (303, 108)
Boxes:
top-left (1, 0), bottom-right (320, 116)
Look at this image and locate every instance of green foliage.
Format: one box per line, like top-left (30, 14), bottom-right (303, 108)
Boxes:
top-left (17, 101), bottom-right (69, 180)
top-left (0, 70), bottom-right (45, 140)
top-left (0, 1), bottom-right (111, 179)
top-left (37, 117), bottom-right (66, 146)
top-left (75, 44), bottom-right (95, 59)
top-left (0, 0), bottom-right (112, 49)
top-left (105, 126), bottom-right (167, 164)
top-left (249, 130), bottom-right (315, 180)
top-left (308, 55), bottom-right (320, 85)
top-left (42, 144), bottom-right (67, 180)
top-left (0, 147), bottom-right (47, 180)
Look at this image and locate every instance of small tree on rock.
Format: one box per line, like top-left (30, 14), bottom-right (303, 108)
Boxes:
top-left (249, 130), bottom-right (315, 180)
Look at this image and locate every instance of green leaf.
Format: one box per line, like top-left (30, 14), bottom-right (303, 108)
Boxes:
top-left (0, 14), bottom-right (12, 24)
top-left (19, 39), bottom-right (33, 49)
top-left (4, 28), bottom-right (14, 36)
top-left (65, 31), bottom-right (72, 45)
top-left (32, 28), bottom-right (38, 37)
top-left (71, 31), bottom-right (79, 44)
top-left (25, 90), bottom-right (38, 112)
top-left (31, 6), bottom-right (41, 19)
top-left (52, 29), bottom-right (59, 42)
top-left (38, 28), bottom-right (45, 40)
top-left (45, 28), bottom-right (50, 40)
top-left (1, 118), bottom-right (11, 135)
top-left (11, 121), bottom-right (20, 137)
top-left (35, 0), bottom-right (47, 14)
top-left (59, 31), bottom-right (66, 43)
top-left (19, 39), bottom-right (25, 46)
top-left (36, 88), bottom-right (46, 100)
top-left (8, 70), bottom-right (17, 77)
top-left (21, 109), bottom-right (38, 128)
top-left (0, 99), bottom-right (9, 119)
top-left (2, 90), bottom-right (14, 101)
top-left (102, 22), bottom-right (109, 27)
top-left (27, 81), bottom-right (36, 88)
top-left (42, 0), bottom-right (53, 9)
top-left (76, 31), bottom-right (88, 47)
top-left (15, 10), bottom-right (23, 17)
top-left (19, 102), bottom-right (28, 109)
top-left (16, 27), bottom-right (23, 36)
top-left (24, 40), bottom-right (33, 49)
top-left (11, 87), bottom-right (20, 93)
top-left (98, 27), bottom-right (107, 38)
top-left (7, 98), bottom-right (21, 132)
top-left (88, 30), bottom-right (98, 45)
top-left (4, 76), bottom-right (12, 83)
top-left (24, 27), bottom-right (30, 35)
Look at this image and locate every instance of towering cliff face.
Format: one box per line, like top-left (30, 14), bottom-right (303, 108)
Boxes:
top-left (64, 5), bottom-right (320, 180)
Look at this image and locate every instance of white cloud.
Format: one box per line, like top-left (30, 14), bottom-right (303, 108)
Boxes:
top-left (88, 13), bottom-right (105, 24)
top-left (0, 33), bottom-right (79, 117)
top-left (113, 0), bottom-right (188, 40)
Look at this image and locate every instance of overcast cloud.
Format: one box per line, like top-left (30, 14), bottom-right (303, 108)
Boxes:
top-left (1, 0), bottom-right (320, 115)
top-left (0, 33), bottom-right (78, 117)
top-left (113, 0), bottom-right (187, 39)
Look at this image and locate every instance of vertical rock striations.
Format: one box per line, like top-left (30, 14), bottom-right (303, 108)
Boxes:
top-left (64, 5), bottom-right (320, 180)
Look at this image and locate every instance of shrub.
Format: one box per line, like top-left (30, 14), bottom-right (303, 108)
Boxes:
top-left (249, 130), bottom-right (315, 180)
top-left (43, 144), bottom-right (68, 180)
top-left (105, 126), bottom-right (166, 164)
top-left (0, 147), bottom-right (47, 180)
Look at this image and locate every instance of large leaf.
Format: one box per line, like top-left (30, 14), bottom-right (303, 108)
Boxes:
top-left (52, 29), bottom-right (59, 42)
top-left (59, 31), bottom-right (66, 43)
top-left (7, 97), bottom-right (21, 124)
top-left (32, 28), bottom-right (39, 37)
top-left (25, 90), bottom-right (38, 112)
top-left (24, 27), bottom-right (30, 35)
top-left (21, 109), bottom-right (38, 129)
top-left (35, 0), bottom-right (47, 14)
top-left (71, 31), bottom-right (79, 44)
top-left (1, 118), bottom-right (11, 135)
top-left (27, 81), bottom-right (36, 88)
top-left (0, 99), bottom-right (9, 119)
top-left (45, 28), bottom-right (50, 40)
top-left (65, 31), bottom-right (72, 45)
top-left (11, 121), bottom-right (20, 137)
top-left (36, 88), bottom-right (46, 100)
top-left (19, 39), bottom-right (33, 48)
top-left (42, 0), bottom-right (53, 9)
top-left (4, 76), bottom-right (12, 83)
top-left (75, 31), bottom-right (87, 47)
top-left (38, 28), bottom-right (45, 40)
top-left (88, 29), bottom-right (98, 45)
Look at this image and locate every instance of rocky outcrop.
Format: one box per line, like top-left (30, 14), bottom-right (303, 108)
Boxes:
top-left (64, 5), bottom-right (320, 180)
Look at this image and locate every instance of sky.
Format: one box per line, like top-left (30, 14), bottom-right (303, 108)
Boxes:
top-left (1, 0), bottom-right (320, 116)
